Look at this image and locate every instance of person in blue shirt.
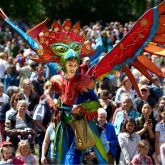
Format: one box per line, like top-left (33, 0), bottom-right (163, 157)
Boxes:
top-left (97, 108), bottom-right (118, 164)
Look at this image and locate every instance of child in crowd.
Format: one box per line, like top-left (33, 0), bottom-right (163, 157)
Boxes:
top-left (16, 140), bottom-right (37, 165)
top-left (118, 118), bottom-right (141, 165)
top-left (131, 140), bottom-right (153, 165)
top-left (0, 141), bottom-right (24, 165)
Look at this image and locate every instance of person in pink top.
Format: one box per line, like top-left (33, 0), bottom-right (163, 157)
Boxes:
top-left (131, 140), bottom-right (153, 165)
top-left (16, 140), bottom-right (37, 165)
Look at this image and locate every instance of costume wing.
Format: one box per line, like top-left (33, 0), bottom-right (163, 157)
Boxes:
top-left (89, 1), bottom-right (165, 97)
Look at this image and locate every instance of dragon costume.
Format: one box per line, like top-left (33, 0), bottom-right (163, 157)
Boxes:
top-left (1, 1), bottom-right (165, 164)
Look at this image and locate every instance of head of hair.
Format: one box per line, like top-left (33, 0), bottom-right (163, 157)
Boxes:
top-left (6, 65), bottom-right (17, 75)
top-left (0, 141), bottom-right (14, 157)
top-left (16, 100), bottom-right (29, 111)
top-left (7, 86), bottom-right (20, 98)
top-left (138, 140), bottom-right (150, 149)
top-left (61, 57), bottom-right (80, 73)
top-left (51, 111), bottom-right (61, 125)
top-left (16, 140), bottom-right (31, 156)
top-left (0, 52), bottom-right (5, 59)
top-left (123, 118), bottom-right (136, 133)
top-left (120, 94), bottom-right (133, 108)
top-left (97, 108), bottom-right (107, 117)
top-left (10, 91), bottom-right (25, 108)
top-left (100, 89), bottom-right (110, 99)
top-left (20, 78), bottom-right (37, 99)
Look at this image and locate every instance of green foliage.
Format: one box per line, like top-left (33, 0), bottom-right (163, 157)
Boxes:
top-left (0, 0), bottom-right (155, 26)
top-left (0, 0), bottom-right (45, 25)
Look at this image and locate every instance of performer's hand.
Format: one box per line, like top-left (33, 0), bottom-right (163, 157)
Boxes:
top-left (84, 152), bottom-right (96, 161)
top-left (72, 105), bottom-right (82, 114)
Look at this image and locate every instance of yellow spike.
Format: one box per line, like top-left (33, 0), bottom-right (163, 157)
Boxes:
top-left (62, 19), bottom-right (71, 31)
top-left (137, 54), bottom-right (164, 77)
top-left (144, 42), bottom-right (165, 57)
top-left (72, 21), bottom-right (80, 34)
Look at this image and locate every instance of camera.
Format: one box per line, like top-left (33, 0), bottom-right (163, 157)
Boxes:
top-left (24, 128), bottom-right (31, 133)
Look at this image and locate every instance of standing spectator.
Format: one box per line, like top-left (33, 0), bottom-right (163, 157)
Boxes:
top-left (99, 89), bottom-right (116, 122)
top-left (113, 94), bottom-right (139, 135)
top-left (3, 65), bottom-right (19, 93)
top-left (5, 100), bottom-right (36, 150)
top-left (5, 91), bottom-right (25, 122)
top-left (0, 82), bottom-right (9, 110)
top-left (136, 103), bottom-right (156, 160)
top-left (115, 75), bottom-right (135, 106)
top-left (33, 80), bottom-right (56, 163)
top-left (154, 96), bottom-right (165, 121)
top-left (155, 108), bottom-right (165, 164)
top-left (97, 108), bottom-right (118, 164)
top-left (20, 78), bottom-right (38, 115)
top-left (118, 119), bottom-right (141, 165)
top-left (0, 87), bottom-right (20, 141)
top-left (134, 85), bottom-right (157, 113)
top-left (150, 76), bottom-right (163, 102)
top-left (31, 64), bottom-right (46, 99)
top-left (160, 143), bottom-right (165, 165)
top-left (131, 140), bottom-right (153, 165)
top-left (0, 52), bottom-right (7, 83)
top-left (41, 111), bottom-right (57, 164)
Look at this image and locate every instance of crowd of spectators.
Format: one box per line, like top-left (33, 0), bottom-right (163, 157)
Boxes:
top-left (0, 19), bottom-right (165, 165)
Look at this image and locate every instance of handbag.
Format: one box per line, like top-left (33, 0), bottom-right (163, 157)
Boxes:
top-left (70, 119), bottom-right (96, 150)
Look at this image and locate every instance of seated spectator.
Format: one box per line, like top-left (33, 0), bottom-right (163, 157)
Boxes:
top-left (113, 94), bottom-right (140, 135)
top-left (97, 108), bottom-right (118, 164)
top-left (118, 119), bottom-right (141, 165)
top-left (136, 102), bottom-right (156, 159)
top-left (131, 140), bottom-right (153, 165)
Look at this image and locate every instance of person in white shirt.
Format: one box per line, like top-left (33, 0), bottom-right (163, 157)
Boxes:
top-left (0, 52), bottom-right (7, 82)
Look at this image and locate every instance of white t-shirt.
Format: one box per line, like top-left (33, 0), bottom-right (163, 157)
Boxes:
top-left (0, 93), bottom-right (9, 110)
top-left (0, 59), bottom-right (7, 79)
top-left (155, 121), bottom-right (165, 143)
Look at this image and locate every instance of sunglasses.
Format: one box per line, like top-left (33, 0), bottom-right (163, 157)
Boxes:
top-left (14, 98), bottom-right (22, 101)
